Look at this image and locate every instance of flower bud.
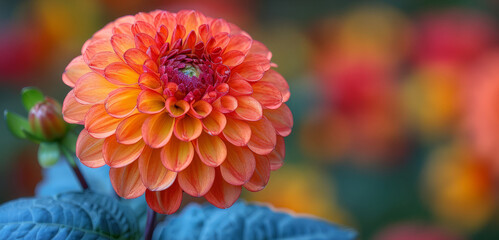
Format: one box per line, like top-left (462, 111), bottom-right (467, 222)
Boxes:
top-left (29, 97), bottom-right (68, 141)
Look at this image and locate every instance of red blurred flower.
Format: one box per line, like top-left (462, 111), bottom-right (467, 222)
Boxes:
top-left (62, 10), bottom-right (292, 214)
top-left (414, 10), bottom-right (496, 66)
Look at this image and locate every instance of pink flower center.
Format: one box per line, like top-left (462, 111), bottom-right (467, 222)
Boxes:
top-left (158, 40), bottom-right (231, 102)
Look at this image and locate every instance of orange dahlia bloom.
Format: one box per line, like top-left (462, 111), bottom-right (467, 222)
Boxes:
top-left (61, 10), bottom-right (292, 214)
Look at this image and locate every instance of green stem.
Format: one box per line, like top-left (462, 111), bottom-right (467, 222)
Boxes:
top-left (60, 145), bottom-right (89, 190)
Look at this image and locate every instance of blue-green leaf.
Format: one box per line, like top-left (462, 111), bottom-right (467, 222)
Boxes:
top-left (0, 191), bottom-right (141, 240)
top-left (4, 110), bottom-right (31, 139)
top-left (21, 87), bottom-right (44, 111)
top-left (153, 201), bottom-right (357, 240)
top-left (38, 142), bottom-right (60, 168)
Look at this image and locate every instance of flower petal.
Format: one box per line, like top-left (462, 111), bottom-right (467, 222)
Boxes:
top-left (131, 21), bottom-right (156, 38)
top-left (251, 81), bottom-right (282, 110)
top-left (225, 35), bottom-right (252, 55)
top-left (104, 62), bottom-right (140, 85)
top-left (259, 69), bottom-right (290, 102)
top-left (212, 95), bottom-right (238, 113)
top-left (63, 55), bottom-right (92, 87)
top-left (116, 113), bottom-right (149, 144)
top-left (145, 181), bottom-right (182, 215)
top-left (247, 117), bottom-right (277, 155)
top-left (177, 10), bottom-right (206, 33)
top-left (109, 161), bottom-right (146, 198)
top-left (142, 112), bottom-right (175, 148)
top-left (230, 60), bottom-right (266, 82)
top-left (263, 104), bottom-right (293, 137)
top-left (124, 48), bottom-right (150, 73)
top-left (202, 110), bottom-right (226, 135)
top-left (62, 90), bottom-right (91, 124)
top-left (74, 72), bottom-right (119, 104)
top-left (160, 136), bottom-right (194, 172)
top-left (229, 79), bottom-right (253, 96)
top-left (83, 39), bottom-right (113, 62)
top-left (243, 154), bottom-right (271, 192)
top-left (88, 51), bottom-right (121, 74)
top-left (232, 96), bottom-right (262, 121)
top-left (103, 135), bottom-right (145, 168)
top-left (204, 168), bottom-right (242, 209)
top-left (165, 97), bottom-right (190, 117)
top-left (268, 136), bottom-right (285, 171)
top-left (222, 118), bottom-right (251, 146)
top-left (84, 104), bottom-right (121, 138)
top-left (76, 129), bottom-right (105, 168)
top-left (248, 40), bottom-right (272, 59)
top-left (195, 133), bottom-right (227, 167)
top-left (222, 50), bottom-right (245, 67)
top-left (174, 116), bottom-right (203, 141)
top-left (177, 156), bottom-right (215, 197)
top-left (137, 89), bottom-right (166, 114)
top-left (139, 72), bottom-right (162, 92)
top-left (105, 87), bottom-right (140, 118)
top-left (220, 145), bottom-right (255, 185)
top-left (189, 100), bottom-right (212, 119)
top-left (139, 147), bottom-right (177, 191)
top-left (111, 34), bottom-right (135, 58)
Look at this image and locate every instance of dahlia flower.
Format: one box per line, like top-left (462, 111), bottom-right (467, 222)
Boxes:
top-left (62, 10), bottom-right (292, 214)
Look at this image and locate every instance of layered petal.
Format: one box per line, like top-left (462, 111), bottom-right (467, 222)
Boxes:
top-left (139, 147), bottom-right (177, 191)
top-left (109, 161), bottom-right (146, 198)
top-left (251, 81), bottom-right (283, 110)
top-left (161, 137), bottom-right (194, 172)
top-left (105, 87), bottom-right (141, 118)
top-left (247, 117), bottom-right (277, 155)
top-left (142, 112), bottom-right (175, 148)
top-left (205, 169), bottom-right (241, 209)
top-left (174, 116), bottom-right (203, 141)
top-left (85, 104), bottom-right (121, 138)
top-left (62, 90), bottom-right (92, 124)
top-left (195, 132), bottom-right (227, 167)
top-left (137, 89), bottom-right (166, 114)
top-left (202, 110), bottom-right (227, 135)
top-left (76, 129), bottom-right (105, 168)
top-left (115, 113), bottom-right (149, 144)
top-left (145, 181), bottom-right (183, 215)
top-left (243, 154), bottom-right (271, 192)
top-left (74, 72), bottom-right (119, 104)
top-left (103, 135), bottom-right (145, 168)
top-left (177, 156), bottom-right (215, 197)
top-left (104, 62), bottom-right (141, 85)
top-left (268, 136), bottom-right (285, 171)
top-left (259, 69), bottom-right (290, 102)
top-left (263, 104), bottom-right (293, 137)
top-left (220, 145), bottom-right (256, 185)
top-left (232, 96), bottom-right (262, 121)
top-left (63, 55), bottom-right (92, 87)
top-left (222, 118), bottom-right (251, 146)
top-left (165, 97), bottom-right (190, 117)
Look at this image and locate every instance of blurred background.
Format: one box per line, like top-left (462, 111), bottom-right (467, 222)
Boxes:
top-left (1, 0), bottom-right (499, 239)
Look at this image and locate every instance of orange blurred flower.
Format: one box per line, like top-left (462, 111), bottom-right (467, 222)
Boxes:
top-left (422, 142), bottom-right (496, 232)
top-left (62, 10), bottom-right (292, 214)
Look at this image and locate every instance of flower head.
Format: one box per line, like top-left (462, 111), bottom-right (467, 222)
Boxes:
top-left (62, 10), bottom-right (292, 214)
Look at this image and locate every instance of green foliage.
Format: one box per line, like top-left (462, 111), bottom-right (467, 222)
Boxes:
top-left (21, 87), bottom-right (44, 111)
top-left (3, 110), bottom-right (31, 139)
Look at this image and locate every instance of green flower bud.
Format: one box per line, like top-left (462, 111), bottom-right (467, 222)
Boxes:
top-left (29, 97), bottom-right (68, 141)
